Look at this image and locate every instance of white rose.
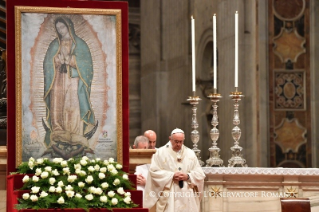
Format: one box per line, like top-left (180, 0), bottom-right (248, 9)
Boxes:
top-left (49, 177), bottom-right (56, 185)
top-left (125, 192), bottom-right (131, 197)
top-left (88, 166), bottom-right (95, 172)
top-left (99, 173), bottom-right (105, 179)
top-left (95, 188), bottom-right (103, 195)
top-left (35, 168), bottom-right (42, 176)
top-left (96, 158), bottom-right (101, 162)
top-left (40, 191), bottom-right (48, 198)
top-left (103, 160), bottom-right (109, 165)
top-left (56, 187), bottom-right (63, 193)
top-left (65, 185), bottom-right (73, 191)
top-left (75, 193), bottom-right (82, 198)
top-left (41, 171), bottom-right (49, 179)
top-left (82, 156), bottom-right (89, 161)
top-left (85, 175), bottom-right (94, 184)
top-left (100, 167), bottom-right (107, 173)
top-left (94, 165), bottom-right (100, 171)
top-left (113, 178), bottom-right (120, 186)
top-left (80, 160), bottom-right (87, 166)
top-left (91, 159), bottom-right (96, 163)
top-left (57, 181), bottom-right (64, 187)
top-left (75, 169), bottom-right (81, 174)
top-left (107, 165), bottom-right (115, 171)
top-left (44, 166), bottom-right (52, 172)
top-left (122, 174), bottom-right (128, 180)
top-left (65, 190), bottom-right (75, 198)
top-left (74, 164), bottom-right (81, 170)
top-left (32, 176), bottom-right (39, 182)
top-left (31, 186), bottom-right (40, 193)
top-left (111, 169), bottom-right (118, 175)
top-left (61, 161), bottom-right (68, 167)
top-left (89, 186), bottom-right (96, 194)
top-left (85, 194), bottom-right (94, 201)
top-left (68, 158), bottom-right (74, 162)
top-left (111, 198), bottom-right (118, 205)
top-left (123, 196), bottom-right (131, 204)
top-left (22, 175), bottom-right (30, 183)
top-left (109, 158), bottom-right (115, 163)
top-left (52, 169), bottom-right (60, 176)
top-left (101, 182), bottom-right (109, 189)
top-left (67, 175), bottom-right (77, 183)
top-left (80, 171), bottom-right (87, 176)
top-left (53, 158), bottom-right (63, 164)
top-left (28, 161), bottom-right (34, 169)
top-left (116, 164), bottom-right (122, 169)
top-left (108, 191), bottom-right (115, 198)
top-left (57, 196), bottom-right (65, 204)
top-left (30, 195), bottom-right (38, 202)
top-left (100, 195), bottom-right (108, 203)
top-left (29, 157), bottom-right (35, 162)
top-left (63, 167), bottom-right (70, 175)
top-left (22, 193), bottom-right (30, 200)
top-left (117, 187), bottom-right (125, 195)
top-left (49, 186), bottom-right (55, 193)
top-left (78, 182), bottom-right (85, 188)
top-left (36, 158), bottom-right (44, 164)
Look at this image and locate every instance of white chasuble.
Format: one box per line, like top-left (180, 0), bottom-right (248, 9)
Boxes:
top-left (144, 144), bottom-right (206, 212)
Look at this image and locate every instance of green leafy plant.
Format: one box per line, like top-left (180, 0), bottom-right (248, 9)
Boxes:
top-left (15, 156), bottom-right (138, 210)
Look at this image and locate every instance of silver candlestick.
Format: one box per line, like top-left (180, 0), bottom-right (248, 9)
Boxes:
top-left (187, 95), bottom-right (205, 166)
top-left (206, 92), bottom-right (224, 167)
top-left (228, 89), bottom-right (247, 167)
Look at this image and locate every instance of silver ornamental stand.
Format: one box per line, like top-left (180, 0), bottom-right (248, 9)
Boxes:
top-left (187, 95), bottom-right (205, 166)
top-left (206, 92), bottom-right (224, 167)
top-left (228, 89), bottom-right (247, 167)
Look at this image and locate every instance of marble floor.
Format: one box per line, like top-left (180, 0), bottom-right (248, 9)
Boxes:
top-left (0, 190), bottom-right (6, 212)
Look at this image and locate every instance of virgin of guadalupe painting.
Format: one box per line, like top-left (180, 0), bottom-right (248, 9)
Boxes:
top-left (15, 8), bottom-right (123, 165)
top-left (42, 17), bottom-right (99, 159)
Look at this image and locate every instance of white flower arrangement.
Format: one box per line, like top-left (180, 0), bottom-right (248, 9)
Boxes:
top-left (15, 156), bottom-right (137, 210)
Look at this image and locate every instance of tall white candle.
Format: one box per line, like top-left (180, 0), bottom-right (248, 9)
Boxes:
top-left (191, 15), bottom-right (196, 92)
top-left (213, 14), bottom-right (217, 90)
top-left (235, 11), bottom-right (238, 88)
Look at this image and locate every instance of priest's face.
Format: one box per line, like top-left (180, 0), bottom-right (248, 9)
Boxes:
top-left (135, 142), bottom-right (149, 149)
top-left (170, 133), bottom-right (185, 151)
top-left (144, 130), bottom-right (157, 149)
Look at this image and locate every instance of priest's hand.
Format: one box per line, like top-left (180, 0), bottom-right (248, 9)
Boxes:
top-left (137, 174), bottom-right (146, 186)
top-left (173, 171), bottom-right (188, 181)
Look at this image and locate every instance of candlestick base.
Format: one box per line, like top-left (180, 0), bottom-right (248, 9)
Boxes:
top-left (206, 146), bottom-right (224, 167)
top-left (193, 146), bottom-right (205, 167)
top-left (228, 144), bottom-right (247, 167)
top-left (187, 95), bottom-right (204, 167)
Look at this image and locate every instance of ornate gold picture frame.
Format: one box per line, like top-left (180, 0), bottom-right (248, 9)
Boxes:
top-left (14, 6), bottom-right (124, 166)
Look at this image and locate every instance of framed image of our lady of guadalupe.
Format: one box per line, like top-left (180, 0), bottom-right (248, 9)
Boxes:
top-left (9, 3), bottom-right (128, 170)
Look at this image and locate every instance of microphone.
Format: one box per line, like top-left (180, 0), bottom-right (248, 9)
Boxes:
top-left (179, 180), bottom-right (183, 188)
top-left (178, 167), bottom-right (183, 188)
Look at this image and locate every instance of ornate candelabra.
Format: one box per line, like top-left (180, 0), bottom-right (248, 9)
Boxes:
top-left (187, 95), bottom-right (205, 166)
top-left (206, 92), bottom-right (223, 167)
top-left (228, 89), bottom-right (247, 167)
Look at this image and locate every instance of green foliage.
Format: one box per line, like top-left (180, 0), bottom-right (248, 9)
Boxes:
top-left (14, 156), bottom-right (138, 209)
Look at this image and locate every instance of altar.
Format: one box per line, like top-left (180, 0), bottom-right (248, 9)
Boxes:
top-left (201, 167), bottom-right (319, 212)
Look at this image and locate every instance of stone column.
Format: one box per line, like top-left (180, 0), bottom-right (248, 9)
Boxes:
top-left (140, 0), bottom-right (192, 147)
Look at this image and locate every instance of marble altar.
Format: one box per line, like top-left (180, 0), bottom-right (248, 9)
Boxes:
top-left (202, 167), bottom-right (319, 212)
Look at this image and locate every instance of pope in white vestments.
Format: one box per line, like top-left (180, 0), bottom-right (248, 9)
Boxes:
top-left (144, 128), bottom-right (206, 212)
